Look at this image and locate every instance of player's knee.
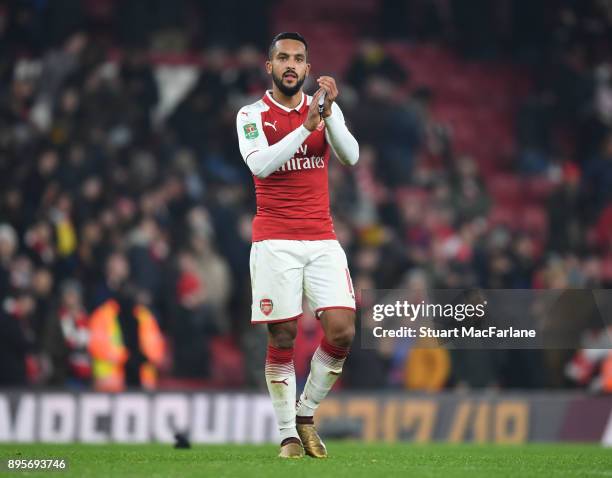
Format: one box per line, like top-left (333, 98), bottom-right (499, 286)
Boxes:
top-left (271, 333), bottom-right (295, 349)
top-left (326, 321), bottom-right (355, 348)
top-left (267, 322), bottom-right (297, 349)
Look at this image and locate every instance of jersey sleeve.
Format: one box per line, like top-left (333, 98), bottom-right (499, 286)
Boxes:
top-left (324, 102), bottom-right (359, 166)
top-left (236, 105), bottom-right (269, 162)
top-left (236, 103), bottom-right (312, 179)
top-left (327, 101), bottom-right (346, 123)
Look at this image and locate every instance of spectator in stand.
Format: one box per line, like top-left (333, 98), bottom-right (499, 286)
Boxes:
top-left (89, 284), bottom-right (165, 392)
top-left (351, 145), bottom-right (389, 227)
top-left (384, 87), bottom-right (432, 185)
top-left (0, 224), bottom-right (18, 297)
top-left (345, 39), bottom-right (408, 93)
top-left (118, 47), bottom-right (160, 141)
top-left (593, 204), bottom-right (612, 256)
top-left (227, 45), bottom-right (269, 101)
top-left (94, 252), bottom-right (131, 307)
top-left (42, 279), bottom-right (91, 387)
top-left (187, 207), bottom-right (231, 329)
top-left (516, 89), bottom-right (555, 174)
top-left (582, 133), bottom-right (612, 219)
top-left (352, 78), bottom-right (426, 186)
top-left (169, 47), bottom-right (230, 152)
top-left (126, 216), bottom-right (169, 305)
top-left (0, 290), bottom-right (37, 386)
top-left (450, 156), bottom-right (490, 222)
top-left (171, 250), bottom-right (218, 379)
top-left (548, 162), bottom-right (584, 254)
top-left (30, 267), bottom-right (54, 347)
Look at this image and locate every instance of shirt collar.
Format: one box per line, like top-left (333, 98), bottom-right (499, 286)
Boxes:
top-left (264, 90), bottom-right (306, 113)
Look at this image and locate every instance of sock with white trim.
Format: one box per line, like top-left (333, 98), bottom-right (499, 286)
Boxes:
top-left (265, 344), bottom-right (299, 442)
top-left (296, 338), bottom-right (350, 418)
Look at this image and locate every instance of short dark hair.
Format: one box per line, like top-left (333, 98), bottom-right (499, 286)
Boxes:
top-left (268, 32), bottom-right (308, 59)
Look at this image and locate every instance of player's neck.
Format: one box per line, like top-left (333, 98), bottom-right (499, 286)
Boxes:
top-left (270, 87), bottom-right (303, 110)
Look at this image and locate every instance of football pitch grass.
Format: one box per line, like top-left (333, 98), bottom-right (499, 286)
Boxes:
top-left (1, 442), bottom-right (611, 477)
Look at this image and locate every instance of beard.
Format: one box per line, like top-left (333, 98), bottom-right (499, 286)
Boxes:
top-left (272, 70), bottom-right (305, 97)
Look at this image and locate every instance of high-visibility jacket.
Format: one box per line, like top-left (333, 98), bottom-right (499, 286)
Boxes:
top-left (88, 299), bottom-right (165, 392)
top-left (602, 351), bottom-right (612, 393)
top-left (403, 338), bottom-right (450, 391)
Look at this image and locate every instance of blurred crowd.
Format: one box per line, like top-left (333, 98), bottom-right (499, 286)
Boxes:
top-left (0, 0), bottom-right (611, 392)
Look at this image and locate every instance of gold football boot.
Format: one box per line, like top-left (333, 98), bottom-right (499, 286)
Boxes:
top-left (278, 438), bottom-right (305, 458)
top-left (296, 421), bottom-right (327, 458)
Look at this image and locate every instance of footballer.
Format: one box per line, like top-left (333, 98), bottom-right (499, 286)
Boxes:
top-left (236, 32), bottom-right (359, 458)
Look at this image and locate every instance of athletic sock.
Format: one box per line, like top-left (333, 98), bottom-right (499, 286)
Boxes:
top-left (265, 344), bottom-right (299, 442)
top-left (296, 338), bottom-right (350, 418)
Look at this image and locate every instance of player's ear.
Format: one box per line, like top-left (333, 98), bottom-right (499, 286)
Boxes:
top-left (305, 62), bottom-right (311, 77)
top-left (265, 60), bottom-right (272, 75)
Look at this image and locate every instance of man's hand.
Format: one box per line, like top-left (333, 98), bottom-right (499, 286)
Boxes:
top-left (304, 88), bottom-right (325, 132)
top-left (317, 76), bottom-right (338, 118)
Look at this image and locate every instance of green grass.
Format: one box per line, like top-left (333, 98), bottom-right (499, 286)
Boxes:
top-left (1, 442), bottom-right (611, 477)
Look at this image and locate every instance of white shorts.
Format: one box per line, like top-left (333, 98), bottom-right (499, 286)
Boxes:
top-left (250, 239), bottom-right (356, 323)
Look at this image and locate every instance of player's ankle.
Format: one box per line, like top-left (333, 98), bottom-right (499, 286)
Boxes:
top-left (280, 437), bottom-right (302, 446)
top-left (296, 400), bottom-right (316, 417)
top-left (296, 415), bottom-right (314, 425)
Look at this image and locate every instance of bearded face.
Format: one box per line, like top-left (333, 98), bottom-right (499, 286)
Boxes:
top-left (267, 39), bottom-right (310, 97)
top-left (271, 67), bottom-right (306, 96)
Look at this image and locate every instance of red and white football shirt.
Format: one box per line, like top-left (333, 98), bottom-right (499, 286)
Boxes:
top-left (237, 91), bottom-right (336, 242)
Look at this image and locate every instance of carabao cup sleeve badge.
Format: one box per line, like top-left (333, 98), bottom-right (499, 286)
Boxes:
top-left (244, 123), bottom-right (259, 139)
top-left (260, 298), bottom-right (273, 316)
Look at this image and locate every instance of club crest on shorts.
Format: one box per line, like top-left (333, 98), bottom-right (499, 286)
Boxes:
top-left (260, 298), bottom-right (273, 316)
